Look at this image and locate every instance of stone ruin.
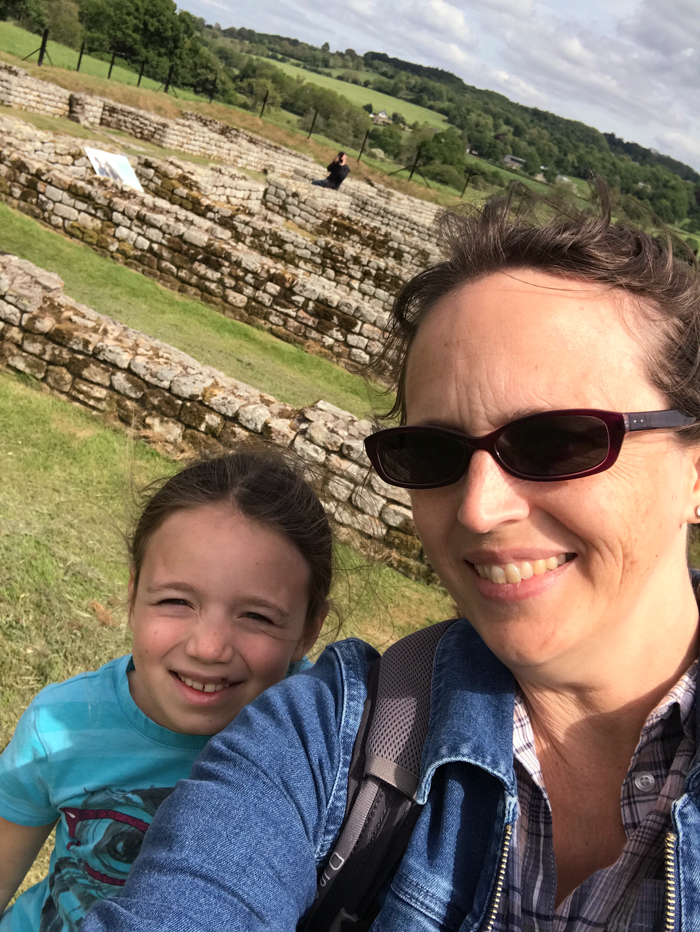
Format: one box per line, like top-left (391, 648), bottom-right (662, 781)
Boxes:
top-left (0, 62), bottom-right (451, 582)
top-left (0, 254), bottom-right (436, 584)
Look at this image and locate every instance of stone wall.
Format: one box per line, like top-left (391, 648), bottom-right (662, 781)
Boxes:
top-left (0, 254), bottom-right (433, 583)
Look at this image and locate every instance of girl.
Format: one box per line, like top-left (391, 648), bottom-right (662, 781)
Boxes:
top-left (0, 447), bottom-right (332, 932)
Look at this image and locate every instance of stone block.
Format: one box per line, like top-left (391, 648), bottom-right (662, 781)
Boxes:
top-left (381, 503), bottom-right (415, 534)
top-left (71, 378), bottom-right (110, 410)
top-left (181, 401), bottom-right (224, 436)
top-left (144, 415), bottom-right (184, 445)
top-left (130, 355), bottom-right (181, 389)
top-left (333, 503), bottom-right (383, 539)
top-left (0, 299), bottom-right (21, 325)
top-left (94, 342), bottom-right (132, 369)
top-left (69, 357), bottom-right (112, 386)
top-left (237, 403), bottom-right (270, 433)
top-left (112, 370), bottom-right (145, 400)
top-left (307, 420), bottom-right (343, 452)
top-left (45, 365), bottom-right (73, 393)
top-left (170, 372), bottom-right (214, 400)
top-left (292, 434), bottom-right (327, 466)
top-left (326, 453), bottom-right (369, 484)
top-left (8, 351), bottom-right (46, 379)
top-left (352, 486), bottom-right (387, 518)
top-left (264, 417), bottom-right (297, 447)
top-left (326, 475), bottom-right (353, 502)
top-left (341, 438), bottom-right (372, 467)
top-left (370, 473), bottom-right (412, 508)
top-left (145, 388), bottom-right (182, 419)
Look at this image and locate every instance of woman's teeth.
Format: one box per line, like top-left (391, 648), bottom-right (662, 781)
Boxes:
top-left (475, 554), bottom-right (568, 584)
top-left (177, 674), bottom-right (228, 693)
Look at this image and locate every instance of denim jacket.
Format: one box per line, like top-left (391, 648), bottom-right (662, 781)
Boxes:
top-left (82, 621), bottom-right (700, 932)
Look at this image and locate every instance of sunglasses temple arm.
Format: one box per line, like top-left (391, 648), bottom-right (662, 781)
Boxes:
top-left (625, 411), bottom-right (698, 432)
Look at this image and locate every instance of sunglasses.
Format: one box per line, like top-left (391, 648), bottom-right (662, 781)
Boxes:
top-left (364, 409), bottom-right (697, 488)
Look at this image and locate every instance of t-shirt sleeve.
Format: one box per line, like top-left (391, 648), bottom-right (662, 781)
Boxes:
top-left (0, 700), bottom-right (56, 826)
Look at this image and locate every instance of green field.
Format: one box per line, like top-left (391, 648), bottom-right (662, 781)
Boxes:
top-left (0, 21), bottom-right (207, 101)
top-left (258, 57), bottom-right (448, 130)
top-left (0, 203), bottom-right (388, 418)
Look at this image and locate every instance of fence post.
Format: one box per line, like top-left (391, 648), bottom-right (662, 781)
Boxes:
top-left (357, 128), bottom-right (370, 163)
top-left (209, 76), bottom-right (217, 104)
top-left (163, 63), bottom-right (175, 94)
top-left (461, 170), bottom-right (476, 197)
top-left (259, 88), bottom-right (269, 118)
top-left (137, 59), bottom-right (146, 87)
top-left (408, 145), bottom-right (422, 182)
top-left (37, 28), bottom-right (49, 67)
top-left (76, 40), bottom-right (85, 72)
top-left (107, 50), bottom-right (116, 80)
top-left (307, 109), bottom-right (318, 139)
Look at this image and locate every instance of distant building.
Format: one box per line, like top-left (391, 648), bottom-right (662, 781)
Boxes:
top-left (502, 154), bottom-right (526, 170)
top-left (371, 109), bottom-right (392, 126)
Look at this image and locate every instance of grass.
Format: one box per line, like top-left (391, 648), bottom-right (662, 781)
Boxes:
top-left (254, 57), bottom-right (448, 130)
top-left (0, 21), bottom-right (207, 102)
top-left (0, 370), bottom-right (449, 893)
top-left (0, 202), bottom-right (388, 418)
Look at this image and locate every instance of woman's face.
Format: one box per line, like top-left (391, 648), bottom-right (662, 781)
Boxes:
top-left (406, 270), bottom-right (700, 673)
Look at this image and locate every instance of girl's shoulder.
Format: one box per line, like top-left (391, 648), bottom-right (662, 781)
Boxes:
top-left (27, 654), bottom-right (130, 713)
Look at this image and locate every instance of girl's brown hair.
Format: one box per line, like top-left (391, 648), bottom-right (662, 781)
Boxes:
top-left (375, 185), bottom-right (700, 442)
top-left (128, 446), bottom-right (333, 628)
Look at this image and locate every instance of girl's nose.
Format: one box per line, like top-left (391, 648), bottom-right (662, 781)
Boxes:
top-left (186, 615), bottom-right (234, 664)
top-left (457, 450), bottom-right (531, 534)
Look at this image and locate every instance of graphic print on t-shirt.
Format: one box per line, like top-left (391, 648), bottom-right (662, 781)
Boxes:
top-left (39, 786), bottom-right (174, 932)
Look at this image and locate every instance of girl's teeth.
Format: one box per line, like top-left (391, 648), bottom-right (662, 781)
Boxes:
top-left (179, 675), bottom-right (227, 692)
top-left (475, 554), bottom-right (569, 585)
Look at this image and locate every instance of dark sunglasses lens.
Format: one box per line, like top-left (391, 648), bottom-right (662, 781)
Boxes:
top-left (497, 415), bottom-right (610, 478)
top-left (375, 430), bottom-right (470, 487)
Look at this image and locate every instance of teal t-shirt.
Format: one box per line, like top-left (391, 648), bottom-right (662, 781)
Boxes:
top-left (0, 656), bottom-right (210, 932)
top-left (0, 653), bottom-right (312, 932)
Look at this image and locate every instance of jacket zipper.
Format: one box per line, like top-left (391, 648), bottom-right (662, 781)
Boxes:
top-left (481, 823), bottom-right (513, 932)
top-left (665, 831), bottom-right (679, 932)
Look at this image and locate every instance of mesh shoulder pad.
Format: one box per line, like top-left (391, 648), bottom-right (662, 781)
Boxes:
top-left (301, 618), bottom-right (458, 932)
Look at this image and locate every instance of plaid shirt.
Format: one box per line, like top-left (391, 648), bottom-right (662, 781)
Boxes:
top-left (493, 662), bottom-right (697, 932)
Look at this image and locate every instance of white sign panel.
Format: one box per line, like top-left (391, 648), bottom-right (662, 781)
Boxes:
top-left (85, 147), bottom-right (144, 193)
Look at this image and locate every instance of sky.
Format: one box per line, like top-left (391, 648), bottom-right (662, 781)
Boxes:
top-left (179, 0), bottom-right (700, 172)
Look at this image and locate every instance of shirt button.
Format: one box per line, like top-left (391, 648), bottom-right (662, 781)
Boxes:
top-left (634, 772), bottom-right (656, 792)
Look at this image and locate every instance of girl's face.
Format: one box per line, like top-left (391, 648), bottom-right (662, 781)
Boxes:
top-left (128, 503), bottom-right (322, 735)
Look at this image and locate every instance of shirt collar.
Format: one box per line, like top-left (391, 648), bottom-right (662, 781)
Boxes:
top-left (417, 619), bottom-right (517, 805)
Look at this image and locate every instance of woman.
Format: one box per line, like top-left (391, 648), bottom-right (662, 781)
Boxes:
top-left (81, 195), bottom-right (700, 930)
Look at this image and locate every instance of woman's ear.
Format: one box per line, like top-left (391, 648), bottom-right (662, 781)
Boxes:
top-left (292, 606), bottom-right (329, 662)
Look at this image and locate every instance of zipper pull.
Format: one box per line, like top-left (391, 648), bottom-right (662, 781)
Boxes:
top-left (665, 831), bottom-right (679, 932)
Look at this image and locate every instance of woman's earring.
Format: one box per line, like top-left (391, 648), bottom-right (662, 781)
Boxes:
top-left (695, 505), bottom-right (700, 520)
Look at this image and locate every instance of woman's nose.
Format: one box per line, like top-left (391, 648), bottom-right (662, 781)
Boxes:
top-left (186, 615), bottom-right (234, 664)
top-left (457, 450), bottom-right (531, 534)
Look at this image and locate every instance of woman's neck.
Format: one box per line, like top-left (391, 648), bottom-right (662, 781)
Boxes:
top-left (514, 574), bottom-right (699, 754)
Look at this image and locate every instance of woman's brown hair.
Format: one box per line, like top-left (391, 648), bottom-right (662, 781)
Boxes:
top-left (375, 184), bottom-right (700, 442)
top-left (127, 446), bottom-right (333, 628)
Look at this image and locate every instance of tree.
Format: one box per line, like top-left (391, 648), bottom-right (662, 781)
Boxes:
top-left (362, 102), bottom-right (373, 114)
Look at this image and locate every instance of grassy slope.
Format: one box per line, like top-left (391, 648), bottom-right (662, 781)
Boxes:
top-left (0, 203), bottom-right (388, 418)
top-left (0, 371), bottom-right (450, 891)
top-left (0, 21), bottom-right (206, 101)
top-left (255, 57), bottom-right (447, 129)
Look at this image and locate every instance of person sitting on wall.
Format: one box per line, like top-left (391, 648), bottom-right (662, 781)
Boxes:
top-left (312, 152), bottom-right (349, 190)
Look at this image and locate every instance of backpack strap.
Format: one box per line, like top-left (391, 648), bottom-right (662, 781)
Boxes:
top-left (301, 618), bottom-right (458, 932)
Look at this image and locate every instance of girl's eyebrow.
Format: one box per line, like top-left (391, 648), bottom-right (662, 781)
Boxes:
top-left (146, 582), bottom-right (200, 595)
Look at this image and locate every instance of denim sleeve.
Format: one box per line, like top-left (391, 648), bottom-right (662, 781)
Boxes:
top-left (82, 639), bottom-right (377, 932)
